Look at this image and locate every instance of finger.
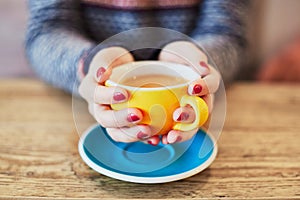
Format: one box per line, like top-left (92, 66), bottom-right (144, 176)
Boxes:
top-left (94, 85), bottom-right (129, 104)
top-left (93, 104), bottom-right (143, 128)
top-left (78, 75), bottom-right (97, 102)
top-left (78, 76), bottom-right (97, 102)
top-left (159, 41), bottom-right (209, 74)
top-left (94, 66), bottom-right (112, 84)
top-left (188, 78), bottom-right (208, 96)
top-left (202, 94), bottom-right (214, 114)
top-left (159, 41), bottom-right (213, 77)
top-left (106, 125), bottom-right (152, 143)
top-left (146, 135), bottom-right (160, 146)
top-left (167, 128), bottom-right (198, 144)
top-left (88, 47), bottom-right (134, 83)
top-left (162, 135), bottom-right (168, 144)
top-left (159, 49), bottom-right (209, 76)
top-left (88, 102), bottom-right (95, 116)
top-left (173, 106), bottom-right (196, 123)
top-left (188, 66), bottom-right (220, 96)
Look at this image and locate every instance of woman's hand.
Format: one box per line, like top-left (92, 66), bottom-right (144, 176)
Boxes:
top-left (79, 47), bottom-right (155, 143)
top-left (159, 41), bottom-right (221, 144)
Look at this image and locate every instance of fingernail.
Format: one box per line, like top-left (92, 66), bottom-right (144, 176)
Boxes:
top-left (199, 61), bottom-right (209, 69)
top-left (113, 92), bottom-right (126, 101)
top-left (193, 84), bottom-right (202, 94)
top-left (168, 134), bottom-right (177, 144)
top-left (175, 136), bottom-right (182, 143)
top-left (127, 113), bottom-right (140, 122)
top-left (176, 112), bottom-right (189, 121)
top-left (96, 67), bottom-right (106, 78)
top-left (162, 137), bottom-right (169, 145)
top-left (148, 140), bottom-right (156, 146)
top-left (137, 132), bottom-right (149, 140)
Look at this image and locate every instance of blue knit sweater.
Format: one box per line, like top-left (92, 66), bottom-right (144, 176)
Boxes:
top-left (25, 0), bottom-right (250, 93)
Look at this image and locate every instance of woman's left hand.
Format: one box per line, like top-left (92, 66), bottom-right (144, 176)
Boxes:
top-left (156, 41), bottom-right (221, 145)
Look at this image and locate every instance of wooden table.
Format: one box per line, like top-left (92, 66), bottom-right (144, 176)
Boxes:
top-left (0, 79), bottom-right (299, 199)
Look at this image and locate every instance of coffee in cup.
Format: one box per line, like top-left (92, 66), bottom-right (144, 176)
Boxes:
top-left (105, 61), bottom-right (208, 135)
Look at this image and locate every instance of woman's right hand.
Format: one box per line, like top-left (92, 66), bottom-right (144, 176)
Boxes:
top-left (78, 47), bottom-right (157, 143)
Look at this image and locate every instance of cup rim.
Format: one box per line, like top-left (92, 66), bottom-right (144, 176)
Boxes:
top-left (105, 61), bottom-right (199, 91)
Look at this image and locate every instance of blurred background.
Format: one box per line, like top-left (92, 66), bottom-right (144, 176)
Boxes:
top-left (0, 0), bottom-right (32, 77)
top-left (0, 0), bottom-right (299, 79)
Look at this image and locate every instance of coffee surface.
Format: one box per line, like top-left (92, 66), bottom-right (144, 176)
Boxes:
top-left (121, 74), bottom-right (187, 88)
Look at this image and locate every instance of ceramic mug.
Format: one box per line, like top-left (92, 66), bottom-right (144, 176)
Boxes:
top-left (105, 61), bottom-right (208, 135)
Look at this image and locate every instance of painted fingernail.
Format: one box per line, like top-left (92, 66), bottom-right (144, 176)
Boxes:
top-left (127, 113), bottom-right (140, 122)
top-left (177, 112), bottom-right (189, 121)
top-left (96, 67), bottom-right (106, 78)
top-left (200, 61), bottom-right (209, 69)
top-left (137, 132), bottom-right (149, 140)
top-left (175, 136), bottom-right (182, 143)
top-left (113, 92), bottom-right (126, 101)
top-left (193, 84), bottom-right (202, 94)
top-left (148, 140), bottom-right (156, 146)
top-left (162, 136), bottom-right (169, 144)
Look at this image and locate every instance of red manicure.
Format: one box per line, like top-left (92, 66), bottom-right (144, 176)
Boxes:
top-left (113, 92), bottom-right (126, 101)
top-left (199, 61), bottom-right (209, 69)
top-left (193, 84), bottom-right (202, 94)
top-left (148, 140), bottom-right (156, 146)
top-left (127, 113), bottom-right (140, 122)
top-left (137, 132), bottom-right (149, 140)
top-left (177, 112), bottom-right (189, 121)
top-left (96, 67), bottom-right (106, 78)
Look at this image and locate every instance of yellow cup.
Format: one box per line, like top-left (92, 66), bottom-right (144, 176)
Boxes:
top-left (105, 61), bottom-right (208, 135)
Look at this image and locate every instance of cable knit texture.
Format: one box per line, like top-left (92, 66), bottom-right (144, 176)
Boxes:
top-left (26, 0), bottom-right (250, 94)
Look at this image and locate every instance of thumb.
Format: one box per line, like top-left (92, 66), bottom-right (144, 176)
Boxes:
top-left (86, 46), bottom-right (134, 84)
top-left (159, 41), bottom-right (209, 76)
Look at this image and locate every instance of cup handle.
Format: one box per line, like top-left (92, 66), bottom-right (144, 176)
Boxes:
top-left (172, 95), bottom-right (209, 132)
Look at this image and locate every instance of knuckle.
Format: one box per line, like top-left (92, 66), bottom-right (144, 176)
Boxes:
top-left (137, 125), bottom-right (149, 134)
top-left (96, 110), bottom-right (121, 128)
top-left (94, 112), bottom-right (109, 127)
top-left (79, 85), bottom-right (88, 99)
top-left (93, 87), bottom-right (101, 102)
top-left (95, 116), bottom-right (105, 126)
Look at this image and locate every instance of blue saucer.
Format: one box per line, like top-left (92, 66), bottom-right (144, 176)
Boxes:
top-left (78, 124), bottom-right (217, 183)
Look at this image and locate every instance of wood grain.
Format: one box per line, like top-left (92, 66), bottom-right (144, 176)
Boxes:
top-left (0, 79), bottom-right (299, 199)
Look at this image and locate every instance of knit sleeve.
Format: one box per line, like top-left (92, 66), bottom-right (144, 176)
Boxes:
top-left (191, 0), bottom-right (251, 84)
top-left (25, 0), bottom-right (96, 94)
